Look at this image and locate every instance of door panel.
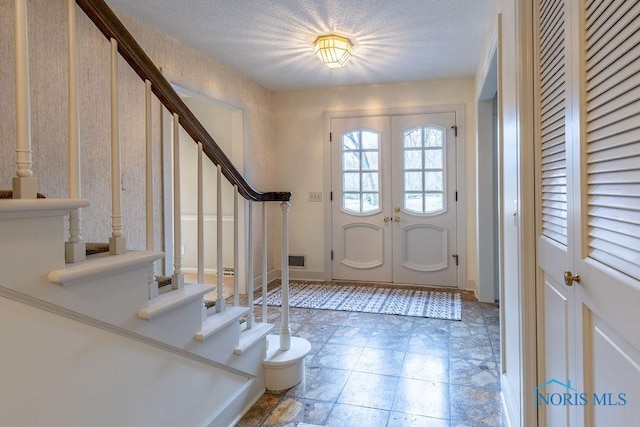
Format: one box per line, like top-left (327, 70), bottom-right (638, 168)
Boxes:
top-left (391, 113), bottom-right (457, 286)
top-left (331, 116), bottom-right (392, 282)
top-left (535, 0), bottom-right (640, 425)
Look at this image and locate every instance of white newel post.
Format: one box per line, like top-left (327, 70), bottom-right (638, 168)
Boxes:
top-left (145, 79), bottom-right (157, 299)
top-left (261, 202), bottom-right (268, 322)
top-left (171, 113), bottom-right (184, 289)
top-left (197, 142), bottom-right (204, 284)
top-left (280, 201), bottom-right (291, 351)
top-left (65, 0), bottom-right (85, 263)
top-left (245, 200), bottom-right (254, 328)
top-left (215, 165), bottom-right (225, 312)
top-left (12, 0), bottom-right (37, 199)
top-left (109, 38), bottom-right (126, 255)
top-left (233, 185), bottom-right (240, 307)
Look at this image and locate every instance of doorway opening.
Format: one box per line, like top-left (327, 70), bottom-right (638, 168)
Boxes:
top-left (326, 106), bottom-right (467, 288)
top-left (477, 50), bottom-right (500, 303)
top-left (161, 72), bottom-right (246, 299)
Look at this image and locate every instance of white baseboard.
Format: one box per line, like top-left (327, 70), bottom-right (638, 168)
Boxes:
top-left (289, 269), bottom-right (328, 282)
top-left (251, 269), bottom-right (280, 291)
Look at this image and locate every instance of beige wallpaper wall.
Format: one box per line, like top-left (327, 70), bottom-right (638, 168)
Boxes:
top-left (0, 0), bottom-right (278, 273)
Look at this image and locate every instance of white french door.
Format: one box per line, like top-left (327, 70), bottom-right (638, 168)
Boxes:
top-left (331, 113), bottom-right (458, 286)
top-left (535, 0), bottom-right (640, 425)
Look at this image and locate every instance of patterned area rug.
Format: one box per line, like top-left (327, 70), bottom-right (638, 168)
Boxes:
top-left (254, 282), bottom-right (461, 321)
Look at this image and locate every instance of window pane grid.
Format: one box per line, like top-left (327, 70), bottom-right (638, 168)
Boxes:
top-left (342, 130), bottom-right (380, 213)
top-left (403, 127), bottom-right (445, 214)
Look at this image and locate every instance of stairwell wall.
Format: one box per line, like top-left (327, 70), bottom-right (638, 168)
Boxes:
top-left (0, 0), bottom-right (277, 274)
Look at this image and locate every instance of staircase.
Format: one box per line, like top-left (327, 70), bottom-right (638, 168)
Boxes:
top-left (0, 1), bottom-right (309, 426)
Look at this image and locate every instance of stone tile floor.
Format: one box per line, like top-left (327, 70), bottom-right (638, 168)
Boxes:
top-left (237, 285), bottom-right (503, 427)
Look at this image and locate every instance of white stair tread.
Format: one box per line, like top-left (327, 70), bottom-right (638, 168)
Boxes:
top-left (195, 306), bottom-right (250, 342)
top-left (234, 323), bottom-right (274, 355)
top-left (138, 283), bottom-right (213, 320)
top-left (48, 251), bottom-right (164, 286)
top-left (263, 335), bottom-right (312, 367)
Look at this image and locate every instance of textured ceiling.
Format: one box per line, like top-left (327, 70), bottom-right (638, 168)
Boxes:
top-left (105, 0), bottom-right (493, 91)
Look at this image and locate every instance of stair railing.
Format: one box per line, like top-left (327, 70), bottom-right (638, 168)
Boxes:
top-left (10, 0), bottom-right (293, 351)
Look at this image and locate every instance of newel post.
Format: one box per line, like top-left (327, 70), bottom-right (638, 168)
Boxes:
top-left (279, 200), bottom-right (291, 351)
top-left (12, 0), bottom-right (37, 199)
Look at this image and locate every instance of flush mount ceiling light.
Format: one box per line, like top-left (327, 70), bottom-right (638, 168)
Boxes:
top-left (314, 35), bottom-right (354, 68)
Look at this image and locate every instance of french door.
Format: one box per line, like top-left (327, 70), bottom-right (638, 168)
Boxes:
top-left (535, 0), bottom-right (640, 425)
top-left (330, 112), bottom-right (458, 286)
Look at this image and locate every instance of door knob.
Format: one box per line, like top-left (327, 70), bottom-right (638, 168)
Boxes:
top-left (563, 271), bottom-right (581, 286)
top-left (394, 207), bottom-right (401, 213)
top-left (393, 216), bottom-right (400, 223)
top-left (383, 216), bottom-right (391, 223)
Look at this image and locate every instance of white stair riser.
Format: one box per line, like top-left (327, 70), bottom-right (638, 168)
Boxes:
top-left (187, 321), bottom-right (241, 362)
top-left (137, 297), bottom-right (208, 347)
top-left (0, 216), bottom-right (66, 287)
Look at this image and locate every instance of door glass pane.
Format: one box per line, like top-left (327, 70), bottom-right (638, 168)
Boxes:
top-left (405, 172), bottom-right (423, 191)
top-left (405, 193), bottom-right (423, 212)
top-left (425, 194), bottom-right (444, 211)
top-left (362, 131), bottom-right (379, 149)
top-left (341, 130), bottom-right (380, 213)
top-left (425, 171), bottom-right (443, 191)
top-left (362, 193), bottom-right (379, 211)
top-left (343, 193), bottom-right (360, 212)
top-left (425, 128), bottom-right (443, 147)
top-left (343, 151), bottom-right (360, 170)
top-left (361, 151), bottom-right (379, 170)
top-left (343, 132), bottom-right (360, 150)
top-left (362, 172), bottom-right (379, 191)
top-left (404, 128), bottom-right (422, 148)
top-left (425, 149), bottom-right (443, 168)
top-left (404, 149), bottom-right (422, 169)
top-left (343, 172), bottom-right (360, 191)
top-left (403, 126), bottom-right (445, 214)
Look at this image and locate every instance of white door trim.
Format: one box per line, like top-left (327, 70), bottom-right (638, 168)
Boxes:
top-left (323, 104), bottom-right (467, 288)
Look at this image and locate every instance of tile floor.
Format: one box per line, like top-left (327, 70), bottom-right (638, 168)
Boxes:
top-left (236, 285), bottom-right (503, 427)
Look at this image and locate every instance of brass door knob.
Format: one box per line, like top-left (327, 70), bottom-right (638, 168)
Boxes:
top-left (563, 271), bottom-right (581, 286)
top-left (393, 216), bottom-right (400, 223)
top-left (383, 216), bottom-right (391, 223)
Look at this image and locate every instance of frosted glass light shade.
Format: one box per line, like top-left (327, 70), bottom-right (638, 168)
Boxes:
top-left (314, 35), bottom-right (353, 68)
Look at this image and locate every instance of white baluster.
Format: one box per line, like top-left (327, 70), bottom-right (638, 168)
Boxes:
top-left (65, 0), bottom-right (85, 263)
top-left (261, 202), bottom-right (268, 323)
top-left (109, 38), bottom-right (126, 255)
top-left (145, 80), bottom-right (154, 251)
top-left (279, 201), bottom-right (291, 351)
top-left (233, 185), bottom-right (240, 307)
top-left (171, 113), bottom-right (184, 289)
top-left (145, 80), bottom-right (157, 299)
top-left (197, 142), bottom-right (204, 284)
top-left (12, 0), bottom-right (37, 199)
top-left (245, 200), bottom-right (254, 328)
top-left (216, 165), bottom-right (225, 312)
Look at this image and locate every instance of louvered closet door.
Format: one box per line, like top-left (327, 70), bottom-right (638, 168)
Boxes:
top-left (534, 0), bottom-right (578, 425)
top-left (571, 0), bottom-right (640, 424)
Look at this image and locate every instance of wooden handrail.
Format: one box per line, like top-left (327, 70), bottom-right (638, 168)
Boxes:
top-left (75, 0), bottom-right (290, 202)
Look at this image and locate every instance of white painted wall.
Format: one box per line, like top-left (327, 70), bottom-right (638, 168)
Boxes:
top-left (179, 97), bottom-right (236, 271)
top-left (0, 295), bottom-right (248, 427)
top-left (273, 79), bottom-right (478, 289)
